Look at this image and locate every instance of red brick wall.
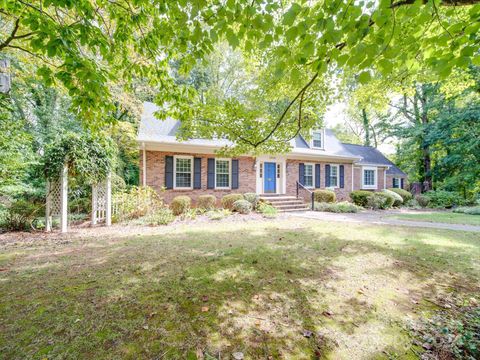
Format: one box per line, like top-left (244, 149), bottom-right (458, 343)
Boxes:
top-left (353, 166), bottom-right (387, 191)
top-left (285, 160), bottom-right (353, 201)
top-left (140, 151), bottom-right (255, 204)
top-left (386, 174), bottom-right (407, 189)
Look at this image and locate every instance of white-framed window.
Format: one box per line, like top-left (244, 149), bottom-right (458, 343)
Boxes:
top-left (329, 164), bottom-right (339, 188)
top-left (362, 166), bottom-right (377, 189)
top-left (277, 163), bottom-right (281, 179)
top-left (174, 156), bottom-right (193, 189)
top-left (215, 158), bottom-right (231, 189)
top-left (311, 129), bottom-right (324, 149)
top-left (304, 163), bottom-right (314, 188)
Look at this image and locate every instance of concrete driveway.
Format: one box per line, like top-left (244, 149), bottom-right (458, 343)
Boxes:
top-left (287, 209), bottom-right (480, 232)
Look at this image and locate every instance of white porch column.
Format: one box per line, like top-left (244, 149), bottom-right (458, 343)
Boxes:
top-left (105, 173), bottom-right (112, 226)
top-left (60, 164), bottom-right (68, 233)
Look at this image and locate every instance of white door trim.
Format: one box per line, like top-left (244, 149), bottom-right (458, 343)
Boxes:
top-left (255, 156), bottom-right (286, 194)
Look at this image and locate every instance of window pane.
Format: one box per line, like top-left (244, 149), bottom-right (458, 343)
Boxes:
top-left (175, 158), bottom-right (192, 187)
top-left (313, 131), bottom-right (322, 147)
top-left (216, 160), bottom-right (230, 187)
top-left (364, 170), bottom-right (375, 186)
top-left (304, 165), bottom-right (313, 187)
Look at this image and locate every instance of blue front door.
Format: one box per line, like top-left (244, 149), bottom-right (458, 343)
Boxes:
top-left (264, 162), bottom-right (276, 193)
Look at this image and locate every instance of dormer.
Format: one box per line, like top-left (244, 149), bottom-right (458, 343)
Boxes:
top-left (310, 128), bottom-right (325, 150)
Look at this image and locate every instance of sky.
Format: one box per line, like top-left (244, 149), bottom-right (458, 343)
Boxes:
top-left (324, 102), bottom-right (396, 155)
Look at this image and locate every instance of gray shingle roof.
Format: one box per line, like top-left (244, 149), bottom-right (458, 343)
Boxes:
top-left (342, 143), bottom-right (407, 176)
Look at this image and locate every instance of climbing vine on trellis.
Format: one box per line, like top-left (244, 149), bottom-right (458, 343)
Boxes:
top-left (44, 132), bottom-right (117, 185)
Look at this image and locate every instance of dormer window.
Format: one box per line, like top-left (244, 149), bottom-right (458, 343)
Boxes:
top-left (311, 129), bottom-right (324, 149)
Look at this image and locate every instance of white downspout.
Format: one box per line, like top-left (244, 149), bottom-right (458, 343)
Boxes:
top-left (142, 142), bottom-right (147, 187)
top-left (383, 168), bottom-right (386, 189)
top-left (351, 164), bottom-right (354, 191)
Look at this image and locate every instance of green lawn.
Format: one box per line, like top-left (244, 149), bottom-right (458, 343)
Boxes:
top-left (388, 211), bottom-right (480, 226)
top-left (1, 219), bottom-right (479, 359)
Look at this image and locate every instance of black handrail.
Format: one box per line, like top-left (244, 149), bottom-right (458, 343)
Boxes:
top-left (296, 181), bottom-right (314, 211)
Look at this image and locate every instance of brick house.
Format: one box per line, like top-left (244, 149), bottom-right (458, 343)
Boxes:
top-left (138, 102), bottom-right (407, 204)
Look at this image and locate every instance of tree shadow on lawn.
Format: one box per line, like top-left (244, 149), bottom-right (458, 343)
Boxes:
top-left (0, 222), bottom-right (479, 359)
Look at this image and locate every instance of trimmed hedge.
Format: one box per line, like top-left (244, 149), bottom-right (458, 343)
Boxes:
top-left (170, 196), bottom-right (191, 215)
top-left (383, 189), bottom-right (403, 207)
top-left (232, 199), bottom-right (252, 214)
top-left (388, 188), bottom-right (413, 202)
top-left (350, 190), bottom-right (373, 207)
top-left (314, 201), bottom-right (361, 213)
top-left (415, 194), bottom-right (430, 208)
top-left (424, 190), bottom-right (465, 208)
top-left (221, 194), bottom-right (244, 210)
top-left (197, 195), bottom-right (216, 210)
top-left (453, 206), bottom-right (480, 215)
top-left (313, 189), bottom-right (336, 203)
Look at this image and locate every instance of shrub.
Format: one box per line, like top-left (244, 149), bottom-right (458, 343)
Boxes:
top-left (313, 189), bottom-right (336, 203)
top-left (197, 195), bottom-right (216, 210)
top-left (350, 190), bottom-right (373, 207)
top-left (453, 206), bottom-right (480, 215)
top-left (3, 200), bottom-right (39, 231)
top-left (221, 194), bottom-right (244, 210)
top-left (170, 196), bottom-right (191, 215)
top-left (383, 189), bottom-right (403, 207)
top-left (424, 190), bottom-right (465, 208)
top-left (257, 202), bottom-right (278, 218)
top-left (388, 188), bottom-right (413, 202)
top-left (112, 186), bottom-right (163, 222)
top-left (366, 193), bottom-right (391, 210)
top-left (232, 199), bottom-right (252, 214)
top-left (143, 207), bottom-right (175, 225)
top-left (243, 193), bottom-right (259, 208)
top-left (314, 201), bottom-right (361, 213)
top-left (415, 194), bottom-right (430, 208)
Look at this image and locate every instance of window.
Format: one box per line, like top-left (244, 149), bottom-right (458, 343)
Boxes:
top-left (311, 129), bottom-right (323, 148)
top-left (392, 177), bottom-right (400, 188)
top-left (277, 163), bottom-right (281, 179)
top-left (215, 159), bottom-right (231, 189)
top-left (304, 164), bottom-right (314, 187)
top-left (362, 167), bottom-right (377, 189)
top-left (259, 162), bottom-right (263, 178)
top-left (174, 156), bottom-right (193, 189)
top-left (329, 165), bottom-right (339, 187)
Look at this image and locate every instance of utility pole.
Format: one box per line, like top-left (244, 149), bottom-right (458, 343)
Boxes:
top-left (0, 59), bottom-right (11, 93)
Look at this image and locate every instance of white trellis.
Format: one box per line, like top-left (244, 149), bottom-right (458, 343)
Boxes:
top-left (46, 166), bottom-right (112, 233)
top-left (92, 173), bottom-right (112, 226)
top-left (46, 164), bottom-right (68, 233)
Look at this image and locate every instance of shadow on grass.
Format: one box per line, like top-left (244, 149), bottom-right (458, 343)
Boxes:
top-left (0, 221), bottom-right (479, 359)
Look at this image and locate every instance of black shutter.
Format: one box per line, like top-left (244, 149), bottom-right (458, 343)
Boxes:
top-left (299, 163), bottom-right (305, 185)
top-left (232, 159), bottom-right (239, 189)
top-left (339, 165), bottom-right (345, 188)
top-left (315, 164), bottom-right (321, 188)
top-left (207, 158), bottom-right (215, 189)
top-left (165, 155), bottom-right (173, 189)
top-left (325, 164), bottom-right (331, 187)
top-left (193, 157), bottom-right (201, 189)
top-left (401, 178), bottom-right (404, 189)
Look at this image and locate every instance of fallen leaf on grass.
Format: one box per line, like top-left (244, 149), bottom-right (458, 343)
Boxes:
top-left (232, 352), bottom-right (244, 360)
top-left (302, 329), bottom-right (313, 338)
top-left (201, 306), bottom-right (209, 312)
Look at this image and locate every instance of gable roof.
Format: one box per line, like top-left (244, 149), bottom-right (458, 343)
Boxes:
top-left (137, 102), bottom-right (360, 160)
top-left (342, 143), bottom-right (407, 176)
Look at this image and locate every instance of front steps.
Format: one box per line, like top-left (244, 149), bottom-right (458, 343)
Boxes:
top-left (259, 194), bottom-right (310, 212)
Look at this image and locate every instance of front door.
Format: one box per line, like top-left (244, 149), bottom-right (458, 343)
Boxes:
top-left (264, 162), bottom-right (276, 193)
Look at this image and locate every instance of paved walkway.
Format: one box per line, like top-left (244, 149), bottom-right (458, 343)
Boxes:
top-left (288, 210), bottom-right (480, 232)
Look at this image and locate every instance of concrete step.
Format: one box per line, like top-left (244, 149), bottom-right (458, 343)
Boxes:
top-left (278, 207), bottom-right (310, 212)
top-left (260, 196), bottom-right (297, 202)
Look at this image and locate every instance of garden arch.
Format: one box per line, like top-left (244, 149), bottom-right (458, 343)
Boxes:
top-left (44, 133), bottom-right (117, 233)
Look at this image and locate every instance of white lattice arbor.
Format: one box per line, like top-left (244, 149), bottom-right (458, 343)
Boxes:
top-left (46, 166), bottom-right (112, 233)
top-left (92, 174), bottom-right (112, 226)
top-left (46, 164), bottom-right (68, 233)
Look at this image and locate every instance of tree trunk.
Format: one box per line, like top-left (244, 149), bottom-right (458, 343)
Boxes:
top-left (362, 108), bottom-right (370, 146)
top-left (419, 85), bottom-right (432, 191)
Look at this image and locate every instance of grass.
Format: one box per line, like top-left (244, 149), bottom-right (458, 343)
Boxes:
top-left (0, 219), bottom-right (479, 359)
top-left (388, 211), bottom-right (480, 226)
